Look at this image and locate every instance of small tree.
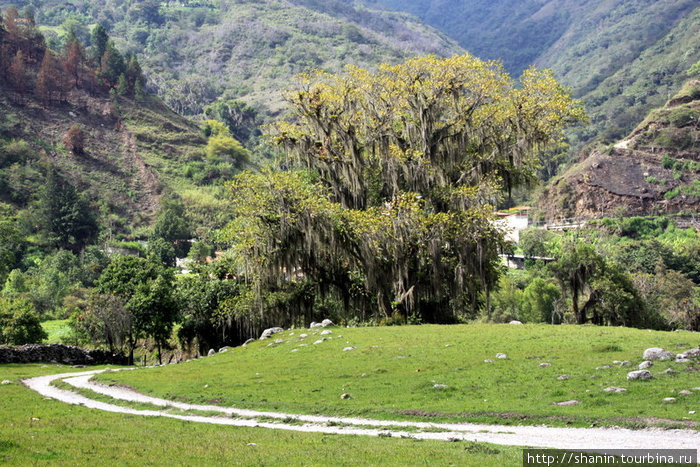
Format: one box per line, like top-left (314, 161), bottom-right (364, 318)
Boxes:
top-left (36, 50), bottom-right (66, 103)
top-left (90, 24), bottom-right (109, 66)
top-left (8, 50), bottom-right (28, 99)
top-left (63, 38), bottom-right (84, 88)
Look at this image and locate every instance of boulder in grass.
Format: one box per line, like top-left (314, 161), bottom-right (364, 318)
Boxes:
top-left (557, 374), bottom-right (570, 380)
top-left (260, 327), bottom-right (284, 340)
top-left (638, 360), bottom-right (653, 369)
top-left (643, 348), bottom-right (674, 361)
top-left (321, 319), bottom-right (334, 327)
top-left (627, 370), bottom-right (652, 380)
top-left (660, 368), bottom-right (676, 375)
top-left (509, 320), bottom-right (522, 325)
top-left (679, 348), bottom-right (700, 359)
top-left (539, 362), bottom-right (551, 368)
top-left (603, 386), bottom-right (627, 393)
top-left (678, 390), bottom-right (692, 396)
top-left (496, 353), bottom-right (507, 359)
top-left (207, 349), bottom-right (216, 357)
top-left (554, 400), bottom-right (579, 406)
top-left (662, 397), bottom-right (676, 403)
top-left (243, 338), bottom-right (255, 346)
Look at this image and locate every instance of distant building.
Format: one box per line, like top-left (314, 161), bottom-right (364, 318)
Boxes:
top-left (494, 206), bottom-right (530, 243)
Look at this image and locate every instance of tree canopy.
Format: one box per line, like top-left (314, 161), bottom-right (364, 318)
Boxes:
top-left (225, 55), bottom-right (585, 325)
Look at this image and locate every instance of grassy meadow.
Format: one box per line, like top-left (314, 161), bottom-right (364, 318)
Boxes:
top-left (0, 365), bottom-right (521, 466)
top-left (96, 324), bottom-right (699, 429)
top-left (41, 320), bottom-right (71, 344)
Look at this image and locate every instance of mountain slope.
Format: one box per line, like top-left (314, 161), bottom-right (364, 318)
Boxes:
top-left (5, 0), bottom-right (463, 118)
top-left (367, 0), bottom-right (700, 146)
top-left (536, 80), bottom-right (700, 221)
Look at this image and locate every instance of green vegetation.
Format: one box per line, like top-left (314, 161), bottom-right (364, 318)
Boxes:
top-left (41, 319), bottom-right (70, 343)
top-left (97, 324), bottom-right (699, 429)
top-left (369, 1), bottom-right (700, 150)
top-left (8, 0), bottom-right (462, 118)
top-left (0, 365), bottom-right (521, 466)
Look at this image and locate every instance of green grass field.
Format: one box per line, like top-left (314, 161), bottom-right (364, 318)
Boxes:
top-left (41, 320), bottom-right (71, 344)
top-left (0, 365), bottom-right (522, 466)
top-left (96, 324), bottom-right (699, 429)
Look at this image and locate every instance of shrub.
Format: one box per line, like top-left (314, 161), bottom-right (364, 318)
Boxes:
top-left (0, 297), bottom-right (47, 344)
top-left (63, 125), bottom-right (86, 155)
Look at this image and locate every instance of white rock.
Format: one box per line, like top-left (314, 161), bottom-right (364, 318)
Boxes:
top-left (218, 347), bottom-right (229, 353)
top-left (678, 390), bottom-right (692, 396)
top-left (496, 353), bottom-right (507, 359)
top-left (300, 334), bottom-right (308, 338)
top-left (433, 384), bottom-right (448, 389)
top-left (638, 360), bottom-right (653, 369)
top-left (596, 365), bottom-right (611, 370)
top-left (310, 322), bottom-right (322, 328)
top-left (1, 380), bottom-right (10, 385)
top-left (313, 339), bottom-right (327, 345)
top-left (680, 348), bottom-right (700, 358)
top-left (290, 349), bottom-right (299, 353)
top-left (260, 327), bottom-right (284, 340)
top-left (484, 359), bottom-right (495, 363)
top-left (243, 338), bottom-right (255, 346)
top-left (509, 320), bottom-right (522, 325)
top-left (603, 386), bottom-right (627, 393)
top-left (619, 361), bottom-right (631, 366)
top-left (662, 397), bottom-right (676, 403)
top-left (207, 349), bottom-right (216, 357)
top-left (554, 400), bottom-right (579, 406)
top-left (321, 319), bottom-right (334, 327)
top-left (627, 370), bottom-right (653, 380)
top-left (343, 347), bottom-right (356, 352)
top-left (320, 330), bottom-right (333, 335)
top-left (675, 357), bottom-right (690, 363)
top-left (557, 374), bottom-right (570, 380)
top-left (643, 347), bottom-right (675, 361)
top-left (274, 339), bottom-right (285, 344)
top-left (340, 393), bottom-right (351, 399)
top-left (660, 368), bottom-right (676, 375)
top-left (539, 363), bottom-right (551, 368)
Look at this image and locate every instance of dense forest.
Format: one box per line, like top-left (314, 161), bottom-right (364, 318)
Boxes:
top-left (0, 3), bottom-right (698, 364)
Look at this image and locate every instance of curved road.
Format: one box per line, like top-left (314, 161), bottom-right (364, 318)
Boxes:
top-left (24, 369), bottom-right (699, 450)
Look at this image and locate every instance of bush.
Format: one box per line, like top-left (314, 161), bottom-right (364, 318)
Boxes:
top-left (63, 125), bottom-right (86, 155)
top-left (0, 297), bottom-right (47, 344)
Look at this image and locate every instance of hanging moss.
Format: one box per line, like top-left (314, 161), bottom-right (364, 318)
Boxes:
top-left (224, 55), bottom-right (585, 325)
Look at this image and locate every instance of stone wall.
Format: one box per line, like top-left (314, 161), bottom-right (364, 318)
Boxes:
top-left (0, 344), bottom-right (129, 365)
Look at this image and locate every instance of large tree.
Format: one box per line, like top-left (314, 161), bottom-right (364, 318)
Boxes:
top-left (225, 55), bottom-right (585, 325)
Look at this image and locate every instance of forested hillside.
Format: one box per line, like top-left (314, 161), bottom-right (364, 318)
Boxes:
top-left (0, 8), bottom-right (241, 241)
top-left (368, 0), bottom-right (700, 147)
top-left (0, 0), bottom-right (462, 118)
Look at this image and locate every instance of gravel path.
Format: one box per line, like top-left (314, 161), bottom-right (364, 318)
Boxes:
top-left (24, 369), bottom-right (699, 450)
